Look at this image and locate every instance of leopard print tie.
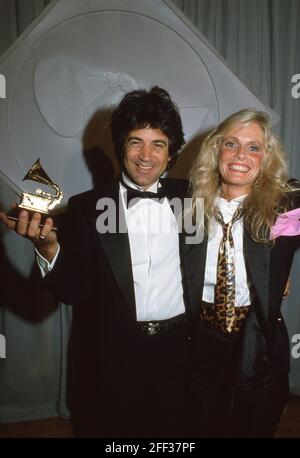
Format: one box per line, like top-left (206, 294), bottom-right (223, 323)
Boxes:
top-left (215, 207), bottom-right (243, 333)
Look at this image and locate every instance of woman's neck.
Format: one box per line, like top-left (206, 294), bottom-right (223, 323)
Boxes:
top-left (219, 184), bottom-right (249, 201)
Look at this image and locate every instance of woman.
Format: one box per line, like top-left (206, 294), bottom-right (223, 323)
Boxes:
top-left (184, 109), bottom-right (300, 437)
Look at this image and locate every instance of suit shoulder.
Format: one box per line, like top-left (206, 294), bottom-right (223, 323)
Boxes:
top-left (68, 189), bottom-right (98, 206)
top-left (286, 178), bottom-right (300, 209)
top-left (161, 177), bottom-right (189, 194)
top-left (68, 189), bottom-right (107, 217)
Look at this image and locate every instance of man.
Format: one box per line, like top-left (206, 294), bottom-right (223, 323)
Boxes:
top-left (0, 87), bottom-right (191, 437)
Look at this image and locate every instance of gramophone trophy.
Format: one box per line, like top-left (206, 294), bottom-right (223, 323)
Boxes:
top-left (9, 158), bottom-right (63, 227)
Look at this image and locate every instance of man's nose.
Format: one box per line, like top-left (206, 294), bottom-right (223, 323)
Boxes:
top-left (139, 143), bottom-right (151, 160)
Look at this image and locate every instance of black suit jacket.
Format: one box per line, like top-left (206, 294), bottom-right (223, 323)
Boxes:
top-left (44, 178), bottom-right (191, 421)
top-left (182, 188), bottom-right (300, 383)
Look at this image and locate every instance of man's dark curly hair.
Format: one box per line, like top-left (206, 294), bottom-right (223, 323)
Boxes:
top-left (111, 86), bottom-right (185, 169)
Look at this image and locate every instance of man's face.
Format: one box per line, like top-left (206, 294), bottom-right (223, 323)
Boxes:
top-left (123, 127), bottom-right (171, 190)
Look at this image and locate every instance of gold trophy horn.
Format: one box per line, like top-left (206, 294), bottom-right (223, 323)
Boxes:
top-left (23, 159), bottom-right (56, 188)
top-left (21, 158), bottom-right (62, 204)
top-left (8, 158), bottom-right (63, 227)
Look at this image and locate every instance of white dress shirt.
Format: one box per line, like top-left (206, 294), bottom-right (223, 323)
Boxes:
top-left (36, 243), bottom-right (60, 277)
top-left (121, 174), bottom-right (185, 321)
top-left (202, 195), bottom-right (251, 307)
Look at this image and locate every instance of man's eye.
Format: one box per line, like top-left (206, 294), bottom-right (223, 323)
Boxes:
top-left (128, 140), bottom-right (141, 147)
top-left (154, 142), bottom-right (164, 149)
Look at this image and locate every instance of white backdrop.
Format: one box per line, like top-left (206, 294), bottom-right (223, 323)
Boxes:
top-left (0, 0), bottom-right (299, 423)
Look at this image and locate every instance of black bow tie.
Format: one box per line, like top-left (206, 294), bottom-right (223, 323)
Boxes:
top-left (120, 178), bottom-right (167, 208)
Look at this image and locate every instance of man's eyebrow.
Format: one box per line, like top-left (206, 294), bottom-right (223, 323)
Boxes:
top-left (127, 136), bottom-right (168, 145)
top-left (127, 136), bottom-right (142, 141)
top-left (152, 139), bottom-right (168, 145)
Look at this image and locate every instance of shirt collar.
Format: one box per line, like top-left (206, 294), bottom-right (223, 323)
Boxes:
top-left (216, 194), bottom-right (247, 218)
top-left (217, 194), bottom-right (247, 205)
top-left (121, 172), bottom-right (160, 193)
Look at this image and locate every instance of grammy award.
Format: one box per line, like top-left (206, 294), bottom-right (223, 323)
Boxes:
top-left (8, 158), bottom-right (63, 227)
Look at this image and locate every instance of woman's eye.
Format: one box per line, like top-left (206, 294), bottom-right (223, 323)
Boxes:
top-left (249, 145), bottom-right (260, 152)
top-left (224, 141), bottom-right (236, 148)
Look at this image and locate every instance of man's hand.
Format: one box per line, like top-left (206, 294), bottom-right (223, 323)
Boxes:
top-left (0, 209), bottom-right (59, 262)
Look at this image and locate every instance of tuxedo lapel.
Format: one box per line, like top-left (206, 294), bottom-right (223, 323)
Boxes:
top-left (234, 231), bottom-right (272, 382)
top-left (181, 233), bottom-right (208, 320)
top-left (161, 178), bottom-right (182, 200)
top-left (95, 182), bottom-right (136, 317)
top-left (243, 230), bottom-right (270, 334)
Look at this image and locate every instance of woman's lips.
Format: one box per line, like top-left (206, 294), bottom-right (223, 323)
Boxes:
top-left (228, 163), bottom-right (250, 172)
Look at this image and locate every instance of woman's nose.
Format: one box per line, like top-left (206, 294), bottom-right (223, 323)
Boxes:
top-left (235, 145), bottom-right (246, 159)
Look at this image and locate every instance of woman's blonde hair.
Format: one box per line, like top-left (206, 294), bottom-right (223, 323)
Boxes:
top-left (190, 108), bottom-right (291, 242)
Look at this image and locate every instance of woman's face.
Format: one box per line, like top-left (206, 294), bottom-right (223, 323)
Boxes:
top-left (218, 121), bottom-right (266, 198)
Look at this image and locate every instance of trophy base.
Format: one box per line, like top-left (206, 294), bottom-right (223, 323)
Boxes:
top-left (7, 206), bottom-right (57, 230)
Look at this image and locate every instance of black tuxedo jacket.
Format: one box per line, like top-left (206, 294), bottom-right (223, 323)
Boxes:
top-left (182, 189), bottom-right (300, 383)
top-left (44, 177), bottom-right (191, 420)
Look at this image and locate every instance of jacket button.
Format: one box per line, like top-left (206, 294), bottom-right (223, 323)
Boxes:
top-left (277, 317), bottom-right (282, 322)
